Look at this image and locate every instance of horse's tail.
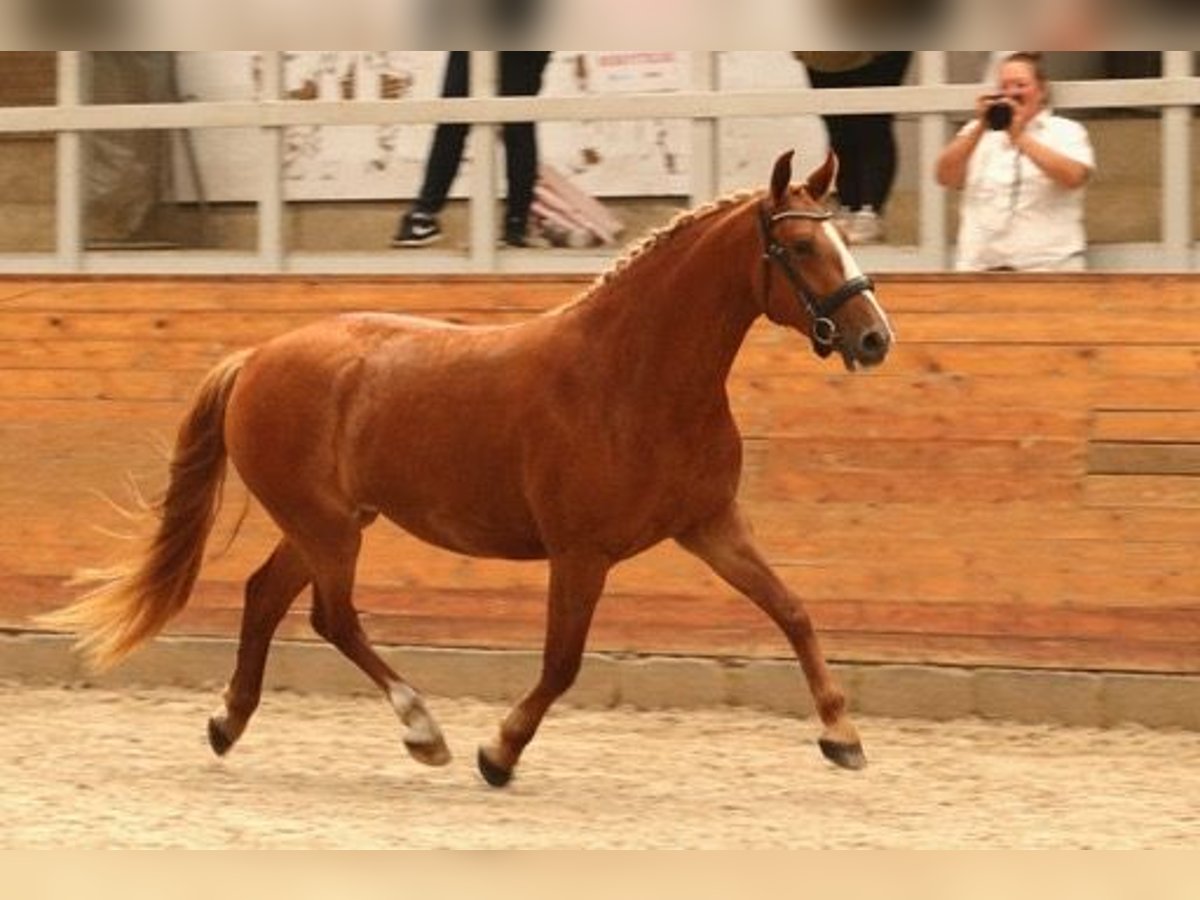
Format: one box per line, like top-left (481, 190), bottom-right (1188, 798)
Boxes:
top-left (38, 349), bottom-right (253, 672)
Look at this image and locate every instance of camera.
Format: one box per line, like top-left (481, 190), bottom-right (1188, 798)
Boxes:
top-left (985, 96), bottom-right (1013, 131)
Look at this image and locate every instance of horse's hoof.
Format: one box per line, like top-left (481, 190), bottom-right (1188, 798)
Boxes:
top-left (818, 738), bottom-right (867, 771)
top-left (477, 747), bottom-right (514, 788)
top-left (405, 737), bottom-right (452, 768)
top-left (207, 717), bottom-right (235, 757)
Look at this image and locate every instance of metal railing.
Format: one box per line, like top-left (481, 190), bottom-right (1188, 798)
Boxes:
top-left (1, 50), bottom-right (1196, 276)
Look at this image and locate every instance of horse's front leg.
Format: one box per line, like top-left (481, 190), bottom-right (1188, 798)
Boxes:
top-left (478, 551), bottom-right (610, 787)
top-left (677, 503), bottom-right (866, 770)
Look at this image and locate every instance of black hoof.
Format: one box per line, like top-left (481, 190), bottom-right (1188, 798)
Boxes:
top-left (477, 748), bottom-right (514, 788)
top-left (818, 738), bottom-right (867, 771)
top-left (207, 718), bottom-right (234, 757)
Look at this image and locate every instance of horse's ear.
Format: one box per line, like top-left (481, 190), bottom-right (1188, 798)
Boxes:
top-left (770, 150), bottom-right (795, 206)
top-left (804, 150), bottom-right (839, 202)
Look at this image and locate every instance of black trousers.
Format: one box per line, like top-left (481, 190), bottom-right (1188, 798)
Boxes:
top-left (806, 52), bottom-right (912, 213)
top-left (414, 51), bottom-right (551, 228)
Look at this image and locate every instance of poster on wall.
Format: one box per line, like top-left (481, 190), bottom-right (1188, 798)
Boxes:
top-left (171, 51), bottom-right (826, 203)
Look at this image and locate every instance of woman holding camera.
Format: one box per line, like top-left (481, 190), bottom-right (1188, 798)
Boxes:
top-left (936, 51), bottom-right (1095, 271)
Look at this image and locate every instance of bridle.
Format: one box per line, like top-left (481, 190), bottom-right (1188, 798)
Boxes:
top-left (758, 203), bottom-right (875, 357)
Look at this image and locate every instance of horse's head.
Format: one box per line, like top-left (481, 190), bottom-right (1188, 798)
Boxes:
top-left (758, 150), bottom-right (893, 371)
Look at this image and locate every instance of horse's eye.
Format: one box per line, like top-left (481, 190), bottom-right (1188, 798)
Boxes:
top-left (791, 239), bottom-right (815, 256)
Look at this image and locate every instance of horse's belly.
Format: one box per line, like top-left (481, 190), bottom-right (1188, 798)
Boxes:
top-left (381, 508), bottom-right (547, 564)
top-left (377, 497), bottom-right (547, 561)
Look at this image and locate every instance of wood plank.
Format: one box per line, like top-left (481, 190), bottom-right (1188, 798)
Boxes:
top-left (753, 464), bottom-right (1079, 504)
top-left (0, 368), bottom-right (201, 402)
top-left (1092, 345), bottom-right (1200, 378)
top-left (747, 436), bottom-right (1080, 475)
top-left (0, 278), bottom-right (585, 313)
top-left (1088, 376), bottom-right (1200, 410)
top-left (1089, 442), bottom-right (1200, 476)
top-left (883, 343), bottom-right (1099, 378)
top-left (11, 541), bottom-right (1198, 620)
top-left (3, 274), bottom-right (1195, 316)
top-left (745, 371), bottom-right (1094, 412)
top-left (0, 398), bottom-right (178, 423)
top-left (6, 363), bottom-right (1193, 412)
top-left (0, 310), bottom-right (323, 342)
top-left (1085, 475), bottom-right (1200, 508)
top-left (732, 331), bottom-right (1102, 379)
top-left (865, 275), bottom-right (1199, 314)
top-left (2, 336), bottom-right (1104, 379)
top-left (10, 517), bottom-right (1198, 610)
top-left (755, 402), bottom-right (1087, 441)
top-left (1093, 411), bottom-right (1200, 443)
top-left (0, 340), bottom-right (237, 371)
top-left (11, 493), bottom-right (1200, 573)
top-left (749, 500), bottom-right (1200, 545)
top-left (898, 310), bottom-right (1200, 345)
top-left (11, 575), bottom-right (1199, 674)
top-left (0, 308), bottom-right (533, 342)
top-left (17, 573), bottom-right (1200, 658)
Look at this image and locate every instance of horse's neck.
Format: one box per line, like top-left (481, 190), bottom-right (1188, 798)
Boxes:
top-left (568, 204), bottom-right (762, 399)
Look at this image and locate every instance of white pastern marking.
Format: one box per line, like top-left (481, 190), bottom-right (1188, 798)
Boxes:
top-left (822, 222), bottom-right (895, 341)
top-left (388, 682), bottom-right (441, 746)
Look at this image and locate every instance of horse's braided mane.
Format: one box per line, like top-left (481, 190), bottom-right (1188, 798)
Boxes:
top-left (551, 188), bottom-right (763, 314)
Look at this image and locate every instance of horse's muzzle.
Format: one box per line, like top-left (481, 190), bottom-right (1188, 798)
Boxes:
top-left (842, 328), bottom-right (890, 371)
top-left (858, 328), bottom-right (890, 365)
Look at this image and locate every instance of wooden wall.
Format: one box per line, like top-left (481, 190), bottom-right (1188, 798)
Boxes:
top-left (3, 274), bottom-right (1198, 674)
top-left (0, 53), bottom-right (55, 108)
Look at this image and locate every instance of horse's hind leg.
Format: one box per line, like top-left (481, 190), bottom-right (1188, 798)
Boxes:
top-left (478, 552), bottom-right (609, 787)
top-left (677, 503), bottom-right (866, 771)
top-left (208, 539), bottom-right (311, 756)
top-left (305, 529), bottom-right (451, 768)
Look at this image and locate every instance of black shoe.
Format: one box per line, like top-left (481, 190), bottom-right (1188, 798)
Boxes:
top-left (392, 211), bottom-right (442, 247)
top-left (503, 219), bottom-right (529, 248)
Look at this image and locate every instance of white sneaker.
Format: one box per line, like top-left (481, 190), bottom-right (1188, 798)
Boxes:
top-left (845, 207), bottom-right (884, 245)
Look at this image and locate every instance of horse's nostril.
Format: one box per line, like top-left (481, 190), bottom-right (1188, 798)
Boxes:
top-left (859, 330), bottom-right (889, 362)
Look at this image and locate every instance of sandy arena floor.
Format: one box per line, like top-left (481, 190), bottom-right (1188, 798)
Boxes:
top-left (2, 682), bottom-right (1197, 849)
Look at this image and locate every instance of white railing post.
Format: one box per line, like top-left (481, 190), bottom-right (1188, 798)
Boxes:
top-left (469, 51), bottom-right (498, 273)
top-left (1162, 51), bottom-right (1193, 271)
top-left (258, 51), bottom-right (285, 273)
top-left (917, 51), bottom-right (950, 270)
top-left (689, 51), bottom-right (718, 206)
top-left (56, 52), bottom-right (86, 272)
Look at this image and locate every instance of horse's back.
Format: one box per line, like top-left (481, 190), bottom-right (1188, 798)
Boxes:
top-left (224, 311), bottom-right (553, 559)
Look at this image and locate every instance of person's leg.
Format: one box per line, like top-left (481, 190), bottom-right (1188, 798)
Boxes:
top-left (821, 114), bottom-right (862, 210)
top-left (498, 52), bottom-right (551, 244)
top-left (413, 51), bottom-right (471, 215)
top-left (845, 52), bottom-right (910, 212)
top-left (805, 67), bottom-right (860, 211)
top-left (395, 52), bottom-right (472, 245)
top-left (836, 53), bottom-right (911, 243)
top-left (830, 113), bottom-right (888, 244)
top-left (848, 114), bottom-right (897, 213)
top-left (500, 121), bottom-right (536, 243)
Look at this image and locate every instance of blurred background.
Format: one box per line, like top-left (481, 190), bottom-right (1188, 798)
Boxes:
top-left (0, 48), bottom-right (1194, 274)
top-left (4, 0), bottom-right (1197, 46)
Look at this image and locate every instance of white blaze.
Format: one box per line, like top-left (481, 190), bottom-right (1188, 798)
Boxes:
top-left (822, 221), bottom-right (895, 341)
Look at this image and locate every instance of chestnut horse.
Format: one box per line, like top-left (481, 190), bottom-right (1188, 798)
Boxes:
top-left (43, 150), bottom-right (892, 786)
